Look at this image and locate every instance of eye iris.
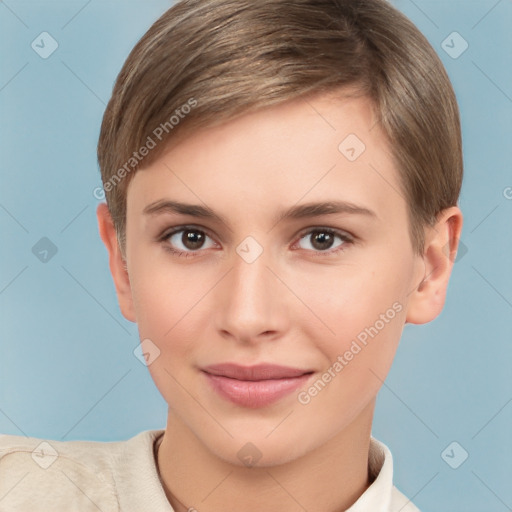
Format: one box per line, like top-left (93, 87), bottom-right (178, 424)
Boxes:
top-left (311, 231), bottom-right (334, 250)
top-left (183, 230), bottom-right (204, 250)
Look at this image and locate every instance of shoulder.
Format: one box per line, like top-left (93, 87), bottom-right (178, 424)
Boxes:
top-left (0, 429), bottom-right (163, 512)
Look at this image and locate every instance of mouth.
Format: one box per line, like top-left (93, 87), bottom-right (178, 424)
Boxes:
top-left (201, 363), bottom-right (315, 408)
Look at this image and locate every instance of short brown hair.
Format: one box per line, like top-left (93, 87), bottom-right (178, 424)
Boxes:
top-left (97, 0), bottom-right (463, 257)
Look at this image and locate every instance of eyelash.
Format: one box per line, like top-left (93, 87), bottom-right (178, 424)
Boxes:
top-left (157, 225), bottom-right (354, 259)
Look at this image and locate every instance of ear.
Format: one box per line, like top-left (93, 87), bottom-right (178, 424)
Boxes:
top-left (405, 206), bottom-right (463, 324)
top-left (96, 203), bottom-right (136, 323)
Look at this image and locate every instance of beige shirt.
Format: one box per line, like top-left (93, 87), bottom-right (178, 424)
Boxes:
top-left (0, 429), bottom-right (420, 511)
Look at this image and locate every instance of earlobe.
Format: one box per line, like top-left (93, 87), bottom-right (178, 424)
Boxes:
top-left (405, 206), bottom-right (463, 325)
top-left (96, 203), bottom-right (137, 323)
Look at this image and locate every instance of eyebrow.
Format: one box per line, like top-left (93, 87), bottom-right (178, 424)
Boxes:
top-left (143, 199), bottom-right (377, 226)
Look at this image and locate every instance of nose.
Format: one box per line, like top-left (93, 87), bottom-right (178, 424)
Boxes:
top-left (214, 241), bottom-right (290, 345)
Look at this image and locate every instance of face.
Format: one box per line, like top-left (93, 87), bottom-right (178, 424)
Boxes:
top-left (121, 91), bottom-right (426, 466)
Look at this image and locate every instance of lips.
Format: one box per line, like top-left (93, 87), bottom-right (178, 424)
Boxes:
top-left (201, 363), bottom-right (314, 408)
top-left (202, 363), bottom-right (312, 381)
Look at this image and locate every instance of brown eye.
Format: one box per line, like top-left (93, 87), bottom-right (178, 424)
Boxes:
top-left (162, 227), bottom-right (216, 255)
top-left (296, 228), bottom-right (352, 255)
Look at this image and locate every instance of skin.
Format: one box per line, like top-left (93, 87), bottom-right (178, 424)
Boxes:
top-left (97, 90), bottom-right (463, 512)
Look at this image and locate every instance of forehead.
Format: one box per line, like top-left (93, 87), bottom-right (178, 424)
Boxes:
top-left (126, 91), bottom-right (405, 226)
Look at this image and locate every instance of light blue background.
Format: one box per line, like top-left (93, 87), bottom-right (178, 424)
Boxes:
top-left (1, 1), bottom-right (511, 511)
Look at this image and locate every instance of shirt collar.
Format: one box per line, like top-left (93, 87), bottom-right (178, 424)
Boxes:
top-left (115, 429), bottom-right (174, 511)
top-left (117, 431), bottom-right (394, 512)
top-left (346, 437), bottom-right (394, 512)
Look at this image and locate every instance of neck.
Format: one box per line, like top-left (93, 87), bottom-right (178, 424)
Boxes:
top-left (156, 400), bottom-right (375, 512)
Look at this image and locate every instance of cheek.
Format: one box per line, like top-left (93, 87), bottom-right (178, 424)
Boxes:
top-left (128, 261), bottom-right (211, 382)
top-left (129, 252), bottom-right (200, 339)
top-left (298, 261), bottom-right (407, 342)
top-left (129, 269), bottom-right (199, 410)
top-left (294, 262), bottom-right (408, 403)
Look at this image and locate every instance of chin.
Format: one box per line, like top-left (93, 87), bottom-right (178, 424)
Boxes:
top-left (203, 429), bottom-right (313, 469)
